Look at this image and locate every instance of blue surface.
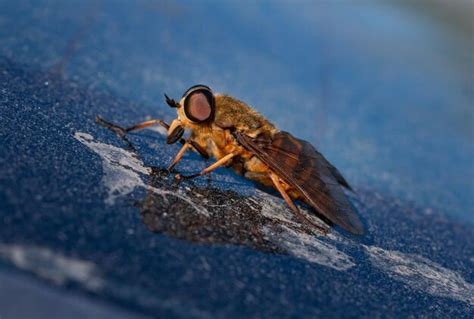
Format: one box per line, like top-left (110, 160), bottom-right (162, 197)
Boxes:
top-left (0, 1), bottom-right (473, 318)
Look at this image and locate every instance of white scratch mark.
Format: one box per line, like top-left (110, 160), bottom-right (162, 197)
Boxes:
top-left (148, 186), bottom-right (209, 217)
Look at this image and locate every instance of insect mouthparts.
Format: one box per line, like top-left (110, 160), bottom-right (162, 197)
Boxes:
top-left (166, 124), bottom-right (185, 144)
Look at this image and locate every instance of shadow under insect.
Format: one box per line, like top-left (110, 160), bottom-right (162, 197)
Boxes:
top-left (140, 168), bottom-right (321, 254)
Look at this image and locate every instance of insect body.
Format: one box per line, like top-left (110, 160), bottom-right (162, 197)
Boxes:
top-left (98, 85), bottom-right (364, 235)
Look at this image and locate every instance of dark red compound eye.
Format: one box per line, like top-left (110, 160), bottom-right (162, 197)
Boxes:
top-left (186, 92), bottom-right (211, 121)
top-left (183, 86), bottom-right (215, 123)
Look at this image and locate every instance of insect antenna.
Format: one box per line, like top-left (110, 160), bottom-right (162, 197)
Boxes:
top-left (164, 94), bottom-right (179, 108)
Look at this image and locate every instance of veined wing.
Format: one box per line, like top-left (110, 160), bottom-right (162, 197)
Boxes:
top-left (234, 131), bottom-right (364, 235)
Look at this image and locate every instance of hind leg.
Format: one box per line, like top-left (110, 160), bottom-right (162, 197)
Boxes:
top-left (269, 172), bottom-right (327, 233)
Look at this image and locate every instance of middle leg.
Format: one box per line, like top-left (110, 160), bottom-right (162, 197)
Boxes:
top-left (176, 152), bottom-right (237, 180)
top-left (167, 141), bottom-right (191, 172)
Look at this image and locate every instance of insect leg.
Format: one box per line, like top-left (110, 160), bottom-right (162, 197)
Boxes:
top-left (95, 116), bottom-right (209, 158)
top-left (125, 119), bottom-right (169, 133)
top-left (269, 172), bottom-right (327, 233)
top-left (96, 116), bottom-right (168, 137)
top-left (167, 141), bottom-right (191, 172)
top-left (176, 152), bottom-right (237, 180)
top-left (126, 119), bottom-right (209, 158)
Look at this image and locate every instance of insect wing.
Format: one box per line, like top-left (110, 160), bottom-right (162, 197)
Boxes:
top-left (234, 131), bottom-right (364, 234)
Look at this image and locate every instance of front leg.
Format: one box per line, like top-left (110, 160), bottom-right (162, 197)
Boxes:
top-left (95, 116), bottom-right (209, 158)
top-left (176, 152), bottom-right (237, 180)
top-left (96, 116), bottom-right (169, 136)
top-left (167, 141), bottom-right (191, 172)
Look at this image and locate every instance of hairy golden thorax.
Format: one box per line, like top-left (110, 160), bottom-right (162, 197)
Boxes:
top-left (175, 94), bottom-right (278, 185)
top-left (179, 95), bottom-right (277, 158)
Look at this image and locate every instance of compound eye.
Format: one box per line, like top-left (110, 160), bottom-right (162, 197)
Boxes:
top-left (184, 91), bottom-right (213, 123)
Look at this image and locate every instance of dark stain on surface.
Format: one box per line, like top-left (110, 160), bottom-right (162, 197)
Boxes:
top-left (139, 168), bottom-right (320, 254)
top-left (141, 168), bottom-right (277, 253)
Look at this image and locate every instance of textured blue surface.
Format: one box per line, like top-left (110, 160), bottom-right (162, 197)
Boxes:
top-left (0, 1), bottom-right (473, 318)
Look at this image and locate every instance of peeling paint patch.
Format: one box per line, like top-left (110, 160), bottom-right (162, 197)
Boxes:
top-left (365, 245), bottom-right (474, 305)
top-left (74, 132), bottom-right (150, 204)
top-left (257, 190), bottom-right (355, 270)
